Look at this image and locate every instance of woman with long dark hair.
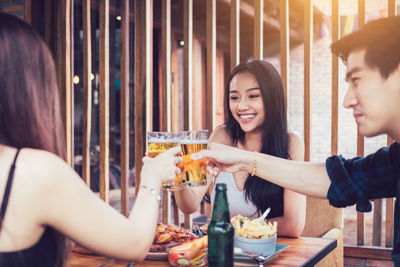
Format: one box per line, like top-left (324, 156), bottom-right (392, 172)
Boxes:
top-left (175, 60), bottom-right (305, 237)
top-left (0, 12), bottom-right (181, 266)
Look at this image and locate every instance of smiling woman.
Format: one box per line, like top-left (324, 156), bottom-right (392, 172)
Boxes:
top-left (174, 59), bottom-right (306, 238)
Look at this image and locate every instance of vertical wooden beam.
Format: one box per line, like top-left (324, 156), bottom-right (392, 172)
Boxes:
top-left (357, 211), bottom-right (365, 245)
top-left (44, 0), bottom-right (54, 49)
top-left (373, 199), bottom-right (382, 246)
top-left (183, 0), bottom-right (193, 229)
top-left (331, 0), bottom-right (339, 156)
top-left (253, 0), bottom-right (263, 59)
top-left (206, 0), bottom-right (216, 133)
top-left (279, 0), bottom-right (289, 106)
top-left (184, 0), bottom-right (193, 131)
top-left (135, 0), bottom-right (153, 192)
top-left (386, 0), bottom-right (396, 247)
top-left (24, 0), bottom-right (31, 24)
top-left (304, 0), bottom-right (312, 162)
top-left (161, 0), bottom-right (171, 133)
top-left (230, 0), bottom-right (240, 71)
top-left (120, 0), bottom-right (130, 217)
top-left (82, 0), bottom-right (92, 187)
top-left (161, 0), bottom-right (172, 224)
top-left (357, 0), bottom-right (365, 246)
top-left (99, 0), bottom-right (110, 203)
top-left (57, 0), bottom-right (73, 167)
top-left (388, 0), bottom-right (396, 16)
top-left (386, 198), bottom-right (394, 247)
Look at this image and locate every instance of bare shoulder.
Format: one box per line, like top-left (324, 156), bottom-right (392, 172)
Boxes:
top-left (209, 125), bottom-right (234, 146)
top-left (8, 148), bottom-right (83, 225)
top-left (15, 148), bottom-right (79, 194)
top-left (287, 131), bottom-right (304, 161)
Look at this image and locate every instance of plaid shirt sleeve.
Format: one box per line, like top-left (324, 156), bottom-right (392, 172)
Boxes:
top-left (325, 142), bottom-right (400, 212)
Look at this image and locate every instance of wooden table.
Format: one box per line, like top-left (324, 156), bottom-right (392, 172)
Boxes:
top-left (67, 237), bottom-right (337, 267)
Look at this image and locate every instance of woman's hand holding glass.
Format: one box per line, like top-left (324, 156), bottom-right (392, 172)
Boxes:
top-left (141, 146), bottom-right (182, 188)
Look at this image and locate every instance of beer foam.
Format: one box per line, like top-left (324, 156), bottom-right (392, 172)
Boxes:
top-left (179, 140), bottom-right (208, 144)
top-left (147, 138), bottom-right (179, 143)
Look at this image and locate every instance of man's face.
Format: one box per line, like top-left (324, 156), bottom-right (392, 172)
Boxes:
top-left (343, 49), bottom-right (400, 138)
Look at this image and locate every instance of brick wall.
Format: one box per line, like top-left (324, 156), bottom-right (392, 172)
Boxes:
top-left (268, 0), bottom-right (399, 162)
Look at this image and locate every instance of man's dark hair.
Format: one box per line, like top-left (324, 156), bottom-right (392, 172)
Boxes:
top-left (331, 16), bottom-right (400, 78)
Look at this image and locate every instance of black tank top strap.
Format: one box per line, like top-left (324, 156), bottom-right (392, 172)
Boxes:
top-left (0, 149), bottom-right (21, 233)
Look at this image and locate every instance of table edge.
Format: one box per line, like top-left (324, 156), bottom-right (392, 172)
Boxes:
top-left (301, 237), bottom-right (337, 267)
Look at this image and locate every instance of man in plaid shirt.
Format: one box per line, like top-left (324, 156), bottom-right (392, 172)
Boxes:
top-left (194, 16), bottom-right (400, 265)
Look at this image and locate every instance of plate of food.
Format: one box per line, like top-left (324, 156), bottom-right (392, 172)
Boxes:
top-left (167, 236), bottom-right (208, 266)
top-left (146, 223), bottom-right (199, 260)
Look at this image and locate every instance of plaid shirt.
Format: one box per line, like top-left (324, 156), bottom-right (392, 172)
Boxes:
top-left (325, 142), bottom-right (400, 265)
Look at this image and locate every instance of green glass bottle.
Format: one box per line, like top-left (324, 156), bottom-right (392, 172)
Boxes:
top-left (208, 183), bottom-right (234, 267)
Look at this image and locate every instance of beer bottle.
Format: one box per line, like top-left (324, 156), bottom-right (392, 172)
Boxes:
top-left (208, 183), bottom-right (234, 266)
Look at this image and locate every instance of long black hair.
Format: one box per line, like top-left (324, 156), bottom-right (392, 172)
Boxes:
top-left (224, 59), bottom-right (289, 218)
top-left (0, 12), bottom-right (68, 266)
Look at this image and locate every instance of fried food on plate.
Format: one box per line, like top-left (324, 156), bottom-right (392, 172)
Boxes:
top-left (150, 223), bottom-right (198, 253)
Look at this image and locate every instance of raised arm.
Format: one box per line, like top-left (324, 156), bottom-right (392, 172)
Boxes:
top-left (32, 146), bottom-right (181, 261)
top-left (192, 143), bottom-right (331, 199)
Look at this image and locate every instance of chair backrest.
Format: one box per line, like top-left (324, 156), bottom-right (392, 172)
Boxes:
top-left (302, 197), bottom-right (343, 237)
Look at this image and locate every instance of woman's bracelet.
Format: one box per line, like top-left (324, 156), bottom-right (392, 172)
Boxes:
top-left (139, 185), bottom-right (161, 201)
top-left (251, 151), bottom-right (259, 176)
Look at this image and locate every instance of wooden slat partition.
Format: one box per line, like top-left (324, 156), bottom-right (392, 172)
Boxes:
top-left (388, 0), bottom-right (396, 16)
top-left (183, 0), bottom-right (193, 228)
top-left (161, 0), bottom-right (171, 133)
top-left (24, 0), bottom-right (31, 23)
top-left (331, 0), bottom-right (339, 156)
top-left (373, 199), bottom-right (382, 246)
top-left (230, 0), bottom-right (240, 71)
top-left (303, 0), bottom-right (312, 162)
top-left (206, 0), bottom-right (216, 133)
top-left (344, 245), bottom-right (392, 261)
top-left (253, 0), bottom-right (263, 59)
top-left (385, 0), bottom-right (396, 248)
top-left (386, 198), bottom-right (394, 247)
top-left (356, 0), bottom-right (365, 246)
top-left (120, 0), bottom-right (130, 217)
top-left (99, 0), bottom-right (110, 203)
top-left (82, 0), bottom-right (92, 187)
top-left (184, 0), bottom-right (193, 132)
top-left (161, 0), bottom-right (172, 224)
top-left (279, 0), bottom-right (289, 104)
top-left (2, 4), bottom-right (24, 13)
top-left (134, 0), bottom-right (153, 192)
top-left (44, 0), bottom-right (54, 49)
top-left (57, 0), bottom-right (73, 167)
top-left (357, 212), bottom-right (365, 246)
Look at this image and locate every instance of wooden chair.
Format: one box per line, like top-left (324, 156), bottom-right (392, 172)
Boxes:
top-left (301, 197), bottom-right (343, 267)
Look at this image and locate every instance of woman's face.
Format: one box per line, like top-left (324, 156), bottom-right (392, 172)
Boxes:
top-left (229, 72), bottom-right (265, 133)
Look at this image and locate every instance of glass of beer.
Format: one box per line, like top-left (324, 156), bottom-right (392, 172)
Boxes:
top-left (147, 131), bottom-right (179, 157)
top-left (175, 130), bottom-right (208, 188)
top-left (147, 131), bottom-right (180, 190)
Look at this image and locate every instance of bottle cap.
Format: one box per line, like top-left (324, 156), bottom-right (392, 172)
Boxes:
top-left (215, 183), bottom-right (227, 191)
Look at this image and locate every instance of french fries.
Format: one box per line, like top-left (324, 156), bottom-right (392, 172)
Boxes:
top-left (231, 215), bottom-right (278, 239)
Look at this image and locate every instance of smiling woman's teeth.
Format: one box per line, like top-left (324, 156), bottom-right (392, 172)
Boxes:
top-left (239, 114), bottom-right (255, 119)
